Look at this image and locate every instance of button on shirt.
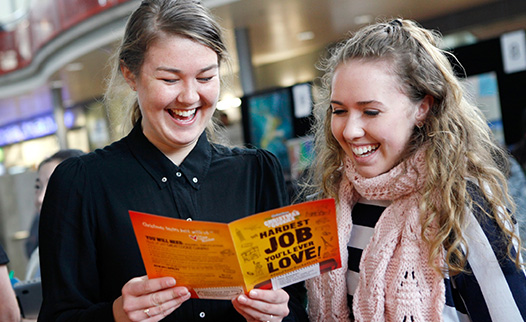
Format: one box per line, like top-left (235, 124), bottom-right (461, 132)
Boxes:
top-left (38, 124), bottom-right (307, 322)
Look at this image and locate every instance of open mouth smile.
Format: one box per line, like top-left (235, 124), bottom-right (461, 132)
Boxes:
top-left (167, 108), bottom-right (197, 122)
top-left (352, 144), bottom-right (380, 157)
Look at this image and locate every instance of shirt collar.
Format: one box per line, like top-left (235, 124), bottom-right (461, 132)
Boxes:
top-left (178, 131), bottom-right (211, 190)
top-left (126, 122), bottom-right (211, 190)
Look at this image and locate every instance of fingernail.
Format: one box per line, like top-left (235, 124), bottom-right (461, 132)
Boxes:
top-left (238, 295), bottom-right (247, 303)
top-left (249, 290), bottom-right (258, 297)
top-left (179, 288), bottom-right (189, 296)
top-left (167, 278), bottom-right (176, 286)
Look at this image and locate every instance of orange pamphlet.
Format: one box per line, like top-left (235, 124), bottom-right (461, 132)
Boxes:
top-left (129, 198), bottom-right (341, 300)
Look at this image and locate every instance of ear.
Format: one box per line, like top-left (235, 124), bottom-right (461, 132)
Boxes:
top-left (416, 94), bottom-right (433, 123)
top-left (120, 63), bottom-right (137, 91)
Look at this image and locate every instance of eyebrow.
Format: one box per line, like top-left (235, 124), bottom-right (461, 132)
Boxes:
top-left (156, 64), bottom-right (219, 74)
top-left (330, 100), bottom-right (378, 106)
top-left (357, 100), bottom-right (377, 106)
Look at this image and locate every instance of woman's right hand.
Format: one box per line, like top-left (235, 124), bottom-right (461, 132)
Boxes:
top-left (113, 275), bottom-right (191, 321)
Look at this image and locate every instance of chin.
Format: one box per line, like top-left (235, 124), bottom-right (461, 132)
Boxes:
top-left (356, 167), bottom-right (385, 178)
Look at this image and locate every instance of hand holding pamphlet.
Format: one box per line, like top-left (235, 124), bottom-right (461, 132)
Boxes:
top-left (129, 198), bottom-right (340, 299)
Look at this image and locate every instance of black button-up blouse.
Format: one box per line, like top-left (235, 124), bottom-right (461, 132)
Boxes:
top-left (38, 124), bottom-right (307, 321)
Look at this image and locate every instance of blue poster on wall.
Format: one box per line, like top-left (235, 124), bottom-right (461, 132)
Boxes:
top-left (465, 71), bottom-right (504, 145)
top-left (248, 88), bottom-right (294, 172)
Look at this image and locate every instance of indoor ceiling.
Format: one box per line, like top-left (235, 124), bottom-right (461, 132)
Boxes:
top-left (214, 0), bottom-right (498, 67)
top-left (5, 0), bottom-right (526, 108)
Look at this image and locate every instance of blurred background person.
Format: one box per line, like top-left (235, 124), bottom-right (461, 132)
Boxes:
top-left (0, 242), bottom-right (21, 321)
top-left (507, 155), bottom-right (526, 257)
top-left (24, 149), bottom-right (85, 281)
top-left (510, 109), bottom-right (526, 173)
top-left (509, 109), bottom-right (526, 255)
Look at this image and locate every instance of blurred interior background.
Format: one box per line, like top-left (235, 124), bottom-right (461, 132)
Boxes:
top-left (1, 0), bottom-right (525, 281)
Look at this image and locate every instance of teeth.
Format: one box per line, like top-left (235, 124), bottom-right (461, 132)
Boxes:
top-left (171, 109), bottom-right (196, 117)
top-left (352, 144), bottom-right (379, 156)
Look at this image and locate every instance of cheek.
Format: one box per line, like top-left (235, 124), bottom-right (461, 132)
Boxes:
top-left (330, 119), bottom-right (342, 142)
top-left (203, 82), bottom-right (220, 103)
top-left (330, 115), bottom-right (343, 135)
top-left (331, 119), bottom-right (350, 153)
top-left (382, 123), bottom-right (414, 153)
top-left (138, 89), bottom-right (171, 112)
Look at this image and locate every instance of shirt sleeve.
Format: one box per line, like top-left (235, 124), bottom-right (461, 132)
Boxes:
top-left (38, 158), bottom-right (113, 321)
top-left (0, 243), bottom-right (8, 265)
top-left (255, 149), bottom-right (309, 322)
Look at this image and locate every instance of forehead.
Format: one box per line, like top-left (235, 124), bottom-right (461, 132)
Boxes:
top-left (332, 59), bottom-right (400, 93)
top-left (335, 58), bottom-right (395, 78)
top-left (143, 34), bottom-right (218, 67)
top-left (38, 160), bottom-right (61, 180)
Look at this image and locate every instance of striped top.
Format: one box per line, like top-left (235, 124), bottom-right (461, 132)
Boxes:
top-left (346, 186), bottom-right (526, 321)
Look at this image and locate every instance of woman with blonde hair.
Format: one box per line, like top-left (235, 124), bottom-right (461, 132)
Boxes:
top-left (304, 19), bottom-right (526, 321)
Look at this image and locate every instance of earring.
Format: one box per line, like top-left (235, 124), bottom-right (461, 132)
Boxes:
top-left (416, 121), bottom-right (423, 129)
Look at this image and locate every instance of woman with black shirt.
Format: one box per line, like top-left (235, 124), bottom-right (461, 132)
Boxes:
top-left (37, 1), bottom-right (307, 321)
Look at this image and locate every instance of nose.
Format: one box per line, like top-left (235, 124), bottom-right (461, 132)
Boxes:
top-left (177, 81), bottom-right (199, 105)
top-left (342, 115), bottom-right (365, 141)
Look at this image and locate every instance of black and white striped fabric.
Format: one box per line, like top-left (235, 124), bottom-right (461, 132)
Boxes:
top-left (346, 185), bottom-right (526, 321)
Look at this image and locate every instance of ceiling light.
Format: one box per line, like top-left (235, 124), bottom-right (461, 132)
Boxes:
top-left (297, 31), bottom-right (315, 41)
top-left (13, 230), bottom-right (29, 240)
top-left (354, 15), bottom-right (373, 25)
top-left (65, 62), bottom-right (84, 72)
top-left (201, 0), bottom-right (240, 8)
top-left (217, 97), bottom-right (241, 111)
top-left (441, 31), bottom-right (477, 49)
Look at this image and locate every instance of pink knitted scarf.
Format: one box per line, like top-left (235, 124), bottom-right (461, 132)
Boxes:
top-left (306, 150), bottom-right (445, 322)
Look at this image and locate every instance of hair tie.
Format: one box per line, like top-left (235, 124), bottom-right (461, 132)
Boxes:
top-left (389, 19), bottom-right (403, 27)
top-left (385, 19), bottom-right (403, 34)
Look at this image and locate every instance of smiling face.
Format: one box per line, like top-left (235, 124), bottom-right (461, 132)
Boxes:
top-left (330, 59), bottom-right (430, 178)
top-left (122, 34), bottom-right (220, 164)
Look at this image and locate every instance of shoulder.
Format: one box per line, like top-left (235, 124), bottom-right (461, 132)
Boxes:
top-left (51, 139), bottom-right (132, 186)
top-left (464, 181), bottom-right (518, 263)
top-left (465, 180), bottom-right (497, 220)
top-left (0, 244), bottom-right (8, 264)
top-left (211, 143), bottom-right (282, 168)
top-left (208, 144), bottom-right (286, 190)
top-left (70, 137), bottom-right (130, 166)
top-left (465, 181), bottom-right (502, 232)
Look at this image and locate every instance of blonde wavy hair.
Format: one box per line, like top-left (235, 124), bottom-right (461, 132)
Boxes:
top-left (104, 0), bottom-right (231, 142)
top-left (305, 18), bottom-right (523, 274)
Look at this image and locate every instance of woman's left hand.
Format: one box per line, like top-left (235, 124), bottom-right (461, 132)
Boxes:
top-left (232, 289), bottom-right (289, 322)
